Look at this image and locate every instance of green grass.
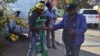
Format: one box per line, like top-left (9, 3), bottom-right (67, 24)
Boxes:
top-left (57, 9), bottom-right (64, 17)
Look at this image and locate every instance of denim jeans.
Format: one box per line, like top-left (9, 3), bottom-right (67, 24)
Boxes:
top-left (27, 32), bottom-right (39, 56)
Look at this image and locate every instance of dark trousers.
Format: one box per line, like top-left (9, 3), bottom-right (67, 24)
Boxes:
top-left (46, 29), bottom-right (55, 47)
top-left (64, 42), bottom-right (81, 56)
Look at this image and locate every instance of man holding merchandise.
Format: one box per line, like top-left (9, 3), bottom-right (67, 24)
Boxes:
top-left (51, 3), bottom-right (87, 56)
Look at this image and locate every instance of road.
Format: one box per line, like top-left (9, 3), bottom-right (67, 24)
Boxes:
top-left (83, 29), bottom-right (100, 46)
top-left (81, 28), bottom-right (100, 56)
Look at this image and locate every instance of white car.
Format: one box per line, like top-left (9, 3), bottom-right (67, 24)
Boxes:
top-left (79, 9), bottom-right (100, 28)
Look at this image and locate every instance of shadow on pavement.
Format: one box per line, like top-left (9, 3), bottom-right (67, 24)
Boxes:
top-left (2, 40), bottom-right (100, 56)
top-left (3, 42), bottom-right (100, 56)
top-left (3, 41), bottom-right (29, 56)
top-left (80, 50), bottom-right (100, 56)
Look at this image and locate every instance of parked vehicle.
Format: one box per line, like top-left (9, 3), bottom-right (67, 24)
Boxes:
top-left (79, 9), bottom-right (100, 28)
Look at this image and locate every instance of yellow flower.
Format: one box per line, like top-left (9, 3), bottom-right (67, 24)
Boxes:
top-left (10, 34), bottom-right (19, 41)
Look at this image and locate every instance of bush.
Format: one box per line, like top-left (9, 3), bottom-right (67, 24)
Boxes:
top-left (0, 10), bottom-right (3, 16)
top-left (57, 9), bottom-right (64, 17)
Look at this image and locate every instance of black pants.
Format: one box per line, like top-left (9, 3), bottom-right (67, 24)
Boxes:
top-left (64, 43), bottom-right (81, 56)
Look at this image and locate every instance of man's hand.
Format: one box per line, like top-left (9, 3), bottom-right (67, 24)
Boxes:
top-left (40, 26), bottom-right (53, 30)
top-left (41, 27), bottom-right (50, 30)
top-left (31, 26), bottom-right (53, 30)
top-left (45, 25), bottom-right (53, 30)
top-left (68, 29), bottom-right (75, 35)
top-left (49, 25), bottom-right (53, 29)
top-left (31, 27), bottom-right (39, 30)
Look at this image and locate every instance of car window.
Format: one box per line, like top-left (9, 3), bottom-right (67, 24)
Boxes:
top-left (83, 10), bottom-right (98, 14)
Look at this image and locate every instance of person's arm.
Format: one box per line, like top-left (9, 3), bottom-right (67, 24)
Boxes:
top-left (75, 14), bottom-right (87, 35)
top-left (53, 15), bottom-right (66, 30)
top-left (45, 10), bottom-right (54, 19)
top-left (28, 18), bottom-right (36, 31)
top-left (29, 12), bottom-right (50, 30)
top-left (28, 12), bottom-right (38, 31)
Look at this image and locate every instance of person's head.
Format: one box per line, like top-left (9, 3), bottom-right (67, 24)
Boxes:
top-left (46, 2), bottom-right (52, 9)
top-left (66, 3), bottom-right (77, 16)
top-left (35, 2), bottom-right (45, 14)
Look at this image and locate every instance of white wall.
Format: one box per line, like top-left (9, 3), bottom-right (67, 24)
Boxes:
top-left (8, 0), bottom-right (41, 18)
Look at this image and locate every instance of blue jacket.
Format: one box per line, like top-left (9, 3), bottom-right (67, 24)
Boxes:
top-left (53, 13), bottom-right (87, 45)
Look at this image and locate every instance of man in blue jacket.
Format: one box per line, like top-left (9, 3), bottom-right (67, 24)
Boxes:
top-left (52, 4), bottom-right (87, 56)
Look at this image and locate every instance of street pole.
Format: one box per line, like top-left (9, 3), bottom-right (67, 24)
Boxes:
top-left (63, 0), bottom-right (67, 14)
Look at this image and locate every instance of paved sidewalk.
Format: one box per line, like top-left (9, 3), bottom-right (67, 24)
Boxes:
top-left (3, 41), bottom-right (65, 56)
top-left (3, 18), bottom-right (100, 56)
top-left (3, 41), bottom-right (100, 56)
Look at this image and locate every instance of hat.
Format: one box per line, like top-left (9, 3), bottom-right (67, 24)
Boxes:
top-left (39, 1), bottom-right (45, 4)
top-left (66, 3), bottom-right (77, 11)
top-left (36, 3), bottom-right (45, 9)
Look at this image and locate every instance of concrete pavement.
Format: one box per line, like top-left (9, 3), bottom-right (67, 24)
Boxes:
top-left (3, 29), bottom-right (100, 56)
top-left (3, 40), bottom-right (100, 56)
top-left (3, 18), bottom-right (100, 56)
